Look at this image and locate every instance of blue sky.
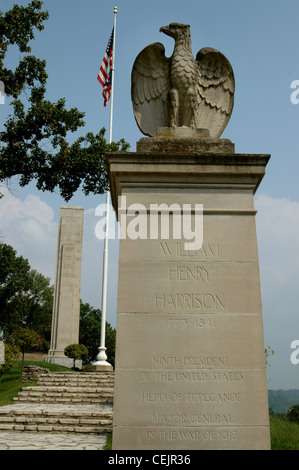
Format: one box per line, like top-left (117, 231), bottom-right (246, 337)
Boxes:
top-left (1, 0), bottom-right (299, 390)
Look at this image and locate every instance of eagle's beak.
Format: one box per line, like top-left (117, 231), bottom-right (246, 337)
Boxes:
top-left (159, 25), bottom-right (173, 37)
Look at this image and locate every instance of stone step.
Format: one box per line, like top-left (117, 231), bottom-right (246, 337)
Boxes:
top-left (0, 404), bottom-right (113, 434)
top-left (13, 381), bottom-right (114, 404)
top-left (37, 382), bottom-right (114, 389)
top-left (38, 372), bottom-right (114, 376)
top-left (13, 392), bottom-right (113, 405)
top-left (4, 370), bottom-right (115, 436)
top-left (15, 386), bottom-right (114, 394)
top-left (37, 378), bottom-right (114, 387)
top-left (38, 372), bottom-right (114, 378)
top-left (38, 374), bottom-right (114, 380)
top-left (37, 373), bottom-right (114, 386)
top-left (30, 384), bottom-right (114, 395)
top-left (0, 423), bottom-right (112, 434)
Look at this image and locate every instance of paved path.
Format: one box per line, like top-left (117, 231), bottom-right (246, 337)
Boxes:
top-left (0, 370), bottom-right (113, 450)
top-left (0, 403), bottom-right (109, 450)
top-left (0, 430), bottom-right (107, 450)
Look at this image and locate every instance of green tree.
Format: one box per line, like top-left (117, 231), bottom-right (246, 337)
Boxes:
top-left (0, 242), bottom-right (53, 347)
top-left (18, 269), bottom-right (53, 349)
top-left (10, 326), bottom-right (42, 374)
top-left (64, 344), bottom-right (88, 370)
top-left (0, 342), bottom-right (20, 382)
top-left (0, 242), bottom-right (33, 332)
top-left (0, 1), bottom-right (129, 201)
top-left (285, 405), bottom-right (299, 423)
top-left (265, 346), bottom-right (274, 367)
top-left (79, 301), bottom-right (116, 367)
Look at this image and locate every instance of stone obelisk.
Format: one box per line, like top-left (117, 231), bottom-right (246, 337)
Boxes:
top-left (46, 206), bottom-right (84, 368)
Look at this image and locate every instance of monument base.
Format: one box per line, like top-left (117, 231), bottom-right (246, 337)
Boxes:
top-left (156, 126), bottom-right (211, 138)
top-left (137, 133), bottom-right (235, 155)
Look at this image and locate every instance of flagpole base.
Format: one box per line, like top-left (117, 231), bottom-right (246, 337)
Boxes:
top-left (91, 363), bottom-right (113, 371)
top-left (91, 347), bottom-right (113, 371)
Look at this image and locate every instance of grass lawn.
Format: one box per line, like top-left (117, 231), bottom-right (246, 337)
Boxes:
top-left (270, 415), bottom-right (299, 450)
top-left (0, 360), bottom-right (70, 406)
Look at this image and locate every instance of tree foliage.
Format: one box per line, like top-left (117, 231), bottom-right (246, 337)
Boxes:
top-left (64, 343), bottom-right (88, 370)
top-left (0, 242), bottom-right (117, 366)
top-left (79, 301), bottom-right (116, 367)
top-left (285, 404), bottom-right (299, 424)
top-left (0, 342), bottom-right (20, 381)
top-left (0, 242), bottom-right (53, 346)
top-left (265, 346), bottom-right (274, 367)
top-left (0, 1), bottom-right (129, 201)
top-left (10, 326), bottom-right (43, 374)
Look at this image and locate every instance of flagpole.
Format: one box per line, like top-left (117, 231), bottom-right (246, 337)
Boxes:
top-left (109, 7), bottom-right (117, 145)
top-left (93, 6), bottom-right (117, 371)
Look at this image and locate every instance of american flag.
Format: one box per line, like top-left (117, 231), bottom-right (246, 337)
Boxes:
top-left (97, 28), bottom-right (114, 107)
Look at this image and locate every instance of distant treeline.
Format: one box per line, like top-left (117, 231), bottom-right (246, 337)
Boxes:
top-left (269, 389), bottom-right (299, 414)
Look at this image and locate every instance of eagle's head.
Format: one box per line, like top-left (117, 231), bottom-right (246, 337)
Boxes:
top-left (159, 23), bottom-right (190, 41)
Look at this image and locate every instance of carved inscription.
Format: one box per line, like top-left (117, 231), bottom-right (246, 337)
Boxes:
top-left (154, 293), bottom-right (225, 311)
top-left (165, 317), bottom-right (216, 328)
top-left (153, 238), bottom-right (226, 314)
top-left (160, 242), bottom-right (220, 259)
top-left (168, 265), bottom-right (209, 281)
top-left (145, 428), bottom-right (238, 442)
top-left (152, 355), bottom-right (229, 367)
top-left (141, 391), bottom-right (242, 403)
top-left (186, 392), bottom-right (242, 403)
top-left (151, 413), bottom-right (234, 425)
top-left (117, 230), bottom-right (259, 448)
top-left (138, 370), bottom-right (244, 383)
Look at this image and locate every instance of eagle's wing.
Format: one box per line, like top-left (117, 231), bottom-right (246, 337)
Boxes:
top-left (195, 47), bottom-right (235, 138)
top-left (131, 42), bottom-right (170, 137)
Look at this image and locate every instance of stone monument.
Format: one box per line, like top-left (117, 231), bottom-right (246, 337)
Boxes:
top-left (46, 206), bottom-right (84, 368)
top-left (109, 23), bottom-right (271, 450)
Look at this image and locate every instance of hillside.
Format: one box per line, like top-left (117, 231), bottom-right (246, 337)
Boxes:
top-left (268, 389), bottom-right (299, 414)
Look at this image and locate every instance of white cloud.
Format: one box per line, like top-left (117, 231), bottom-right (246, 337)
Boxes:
top-left (255, 193), bottom-right (299, 388)
top-left (0, 188), bottom-right (119, 328)
top-left (0, 186), bottom-right (58, 282)
top-left (256, 194), bottom-right (299, 247)
top-left (256, 193), bottom-right (299, 294)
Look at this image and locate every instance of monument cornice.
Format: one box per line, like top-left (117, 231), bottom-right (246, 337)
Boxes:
top-left (106, 148), bottom-right (270, 215)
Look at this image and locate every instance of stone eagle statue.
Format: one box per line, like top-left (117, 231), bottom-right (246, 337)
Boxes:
top-left (131, 23), bottom-right (235, 138)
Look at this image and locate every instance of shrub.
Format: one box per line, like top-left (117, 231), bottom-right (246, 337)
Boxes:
top-left (10, 327), bottom-right (43, 375)
top-left (0, 342), bottom-right (20, 381)
top-left (285, 404), bottom-right (299, 423)
top-left (64, 344), bottom-right (88, 370)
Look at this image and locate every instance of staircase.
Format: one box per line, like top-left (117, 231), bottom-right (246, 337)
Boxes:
top-left (0, 371), bottom-right (114, 435)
